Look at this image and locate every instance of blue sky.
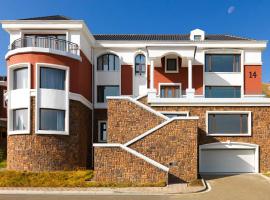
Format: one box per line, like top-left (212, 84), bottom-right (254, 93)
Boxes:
top-left (0, 0), bottom-right (270, 81)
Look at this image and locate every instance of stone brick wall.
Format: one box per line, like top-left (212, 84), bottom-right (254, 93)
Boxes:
top-left (94, 147), bottom-right (167, 184)
top-left (7, 97), bottom-right (92, 171)
top-left (153, 106), bottom-right (270, 173)
top-left (94, 98), bottom-right (198, 184)
top-left (130, 119), bottom-right (198, 183)
top-left (107, 99), bottom-right (164, 143)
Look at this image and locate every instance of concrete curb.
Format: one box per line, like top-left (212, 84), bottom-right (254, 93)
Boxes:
top-left (0, 181), bottom-right (209, 196)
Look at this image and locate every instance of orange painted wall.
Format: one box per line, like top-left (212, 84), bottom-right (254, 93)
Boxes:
top-left (6, 51), bottom-right (93, 102)
top-left (244, 65), bottom-right (262, 94)
top-left (121, 65), bottom-right (133, 95)
top-left (154, 64), bottom-right (203, 95)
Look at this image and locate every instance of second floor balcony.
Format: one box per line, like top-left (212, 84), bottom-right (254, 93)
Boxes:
top-left (9, 36), bottom-right (80, 58)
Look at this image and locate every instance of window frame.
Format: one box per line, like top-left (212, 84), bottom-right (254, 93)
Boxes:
top-left (97, 53), bottom-right (120, 71)
top-left (205, 86), bottom-right (241, 98)
top-left (7, 63), bottom-right (31, 135)
top-left (98, 120), bottom-right (107, 143)
top-left (206, 111), bottom-right (252, 136)
top-left (159, 83), bottom-right (181, 98)
top-left (165, 57), bottom-right (179, 73)
top-left (205, 54), bottom-right (241, 72)
top-left (35, 63), bottom-right (69, 135)
top-left (97, 85), bottom-right (120, 103)
top-left (39, 108), bottom-right (65, 132)
top-left (134, 54), bottom-right (146, 76)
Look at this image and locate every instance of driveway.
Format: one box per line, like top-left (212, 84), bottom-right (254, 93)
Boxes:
top-left (0, 174), bottom-right (269, 200)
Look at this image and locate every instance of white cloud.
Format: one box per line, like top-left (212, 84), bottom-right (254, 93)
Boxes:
top-left (227, 6), bottom-right (235, 14)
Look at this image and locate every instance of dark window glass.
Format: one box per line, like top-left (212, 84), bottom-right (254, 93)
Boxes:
top-left (97, 85), bottom-right (119, 103)
top-left (208, 114), bottom-right (248, 134)
top-left (40, 67), bottom-right (65, 90)
top-left (166, 59), bottom-right (177, 71)
top-left (205, 86), bottom-right (241, 98)
top-left (135, 54), bottom-right (146, 75)
top-left (40, 109), bottom-right (65, 131)
top-left (160, 85), bottom-right (180, 98)
top-left (99, 122), bottom-right (107, 142)
top-left (164, 113), bottom-right (187, 118)
top-left (205, 54), bottom-right (241, 72)
top-left (194, 35), bottom-right (202, 41)
top-left (97, 54), bottom-right (120, 71)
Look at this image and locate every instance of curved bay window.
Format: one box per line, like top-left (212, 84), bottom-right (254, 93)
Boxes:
top-left (97, 54), bottom-right (120, 71)
top-left (135, 54), bottom-right (145, 75)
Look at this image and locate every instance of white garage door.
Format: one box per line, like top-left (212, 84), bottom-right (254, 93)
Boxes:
top-left (200, 149), bottom-right (256, 173)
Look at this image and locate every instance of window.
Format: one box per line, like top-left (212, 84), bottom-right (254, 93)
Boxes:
top-left (40, 109), bottom-right (65, 131)
top-left (162, 112), bottom-right (188, 118)
top-left (3, 90), bottom-right (7, 108)
top-left (13, 68), bottom-right (28, 89)
top-left (40, 67), bottom-right (66, 90)
top-left (208, 113), bottom-right (249, 135)
top-left (97, 54), bottom-right (120, 71)
top-left (13, 109), bottom-right (28, 131)
top-left (97, 85), bottom-right (119, 103)
top-left (205, 86), bottom-right (241, 98)
top-left (194, 35), bottom-right (202, 41)
top-left (160, 85), bottom-right (180, 98)
top-left (98, 121), bottom-right (107, 142)
top-left (135, 54), bottom-right (146, 75)
top-left (166, 58), bottom-right (178, 72)
top-left (205, 54), bottom-right (240, 72)
top-left (24, 34), bottom-right (66, 50)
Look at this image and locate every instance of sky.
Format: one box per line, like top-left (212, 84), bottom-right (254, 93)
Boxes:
top-left (0, 0), bottom-right (270, 81)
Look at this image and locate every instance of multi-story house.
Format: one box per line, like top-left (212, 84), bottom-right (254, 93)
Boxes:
top-left (1, 15), bottom-right (270, 184)
top-left (0, 76), bottom-right (7, 156)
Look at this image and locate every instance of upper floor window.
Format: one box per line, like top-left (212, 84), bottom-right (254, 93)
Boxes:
top-left (40, 67), bottom-right (66, 90)
top-left (160, 85), bottom-right (181, 98)
top-left (165, 58), bottom-right (178, 73)
top-left (194, 35), bottom-right (202, 41)
top-left (205, 86), bottom-right (241, 98)
top-left (208, 112), bottom-right (250, 135)
top-left (13, 67), bottom-right (28, 90)
top-left (205, 54), bottom-right (240, 72)
top-left (97, 54), bottom-right (120, 71)
top-left (135, 54), bottom-right (146, 75)
top-left (97, 85), bottom-right (119, 103)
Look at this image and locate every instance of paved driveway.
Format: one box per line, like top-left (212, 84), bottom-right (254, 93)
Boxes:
top-left (0, 174), bottom-right (269, 200)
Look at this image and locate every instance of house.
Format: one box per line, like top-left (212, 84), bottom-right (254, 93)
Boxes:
top-left (0, 76), bottom-right (7, 158)
top-left (1, 15), bottom-right (270, 184)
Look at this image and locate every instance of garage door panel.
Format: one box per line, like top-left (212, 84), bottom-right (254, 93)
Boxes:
top-left (200, 149), bottom-right (255, 173)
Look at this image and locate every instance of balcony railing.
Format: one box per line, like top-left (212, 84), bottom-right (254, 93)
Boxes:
top-left (10, 37), bottom-right (79, 55)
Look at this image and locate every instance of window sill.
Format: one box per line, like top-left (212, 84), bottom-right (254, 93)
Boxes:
top-left (164, 70), bottom-right (179, 73)
top-left (207, 133), bottom-right (251, 137)
top-left (204, 72), bottom-right (241, 74)
top-left (8, 130), bottom-right (30, 135)
top-left (36, 130), bottom-right (69, 135)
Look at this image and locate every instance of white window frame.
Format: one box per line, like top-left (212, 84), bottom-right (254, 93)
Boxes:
top-left (165, 56), bottom-right (179, 73)
top-left (206, 111), bottom-right (252, 136)
top-left (35, 63), bottom-right (70, 135)
top-left (7, 63), bottom-right (31, 135)
top-left (158, 83), bottom-right (182, 98)
top-left (98, 120), bottom-right (107, 142)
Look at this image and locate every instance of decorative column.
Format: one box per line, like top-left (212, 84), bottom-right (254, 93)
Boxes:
top-left (148, 59), bottom-right (157, 100)
top-left (150, 59), bottom-right (154, 89)
top-left (186, 58), bottom-right (195, 98)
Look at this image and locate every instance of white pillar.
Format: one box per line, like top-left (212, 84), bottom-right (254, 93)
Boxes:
top-left (188, 59), bottom-right (192, 90)
top-left (186, 58), bottom-right (195, 98)
top-left (150, 59), bottom-right (154, 89)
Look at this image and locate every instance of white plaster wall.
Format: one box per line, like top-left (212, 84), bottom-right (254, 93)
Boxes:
top-left (244, 50), bottom-right (262, 65)
top-left (204, 72), bottom-right (242, 86)
top-left (39, 89), bottom-right (66, 110)
top-left (10, 89), bottom-right (29, 109)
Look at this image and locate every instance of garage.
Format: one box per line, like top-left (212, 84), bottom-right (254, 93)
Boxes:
top-left (199, 142), bottom-right (259, 174)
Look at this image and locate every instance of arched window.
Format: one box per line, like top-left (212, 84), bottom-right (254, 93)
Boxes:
top-left (97, 53), bottom-right (119, 71)
top-left (135, 54), bottom-right (145, 75)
